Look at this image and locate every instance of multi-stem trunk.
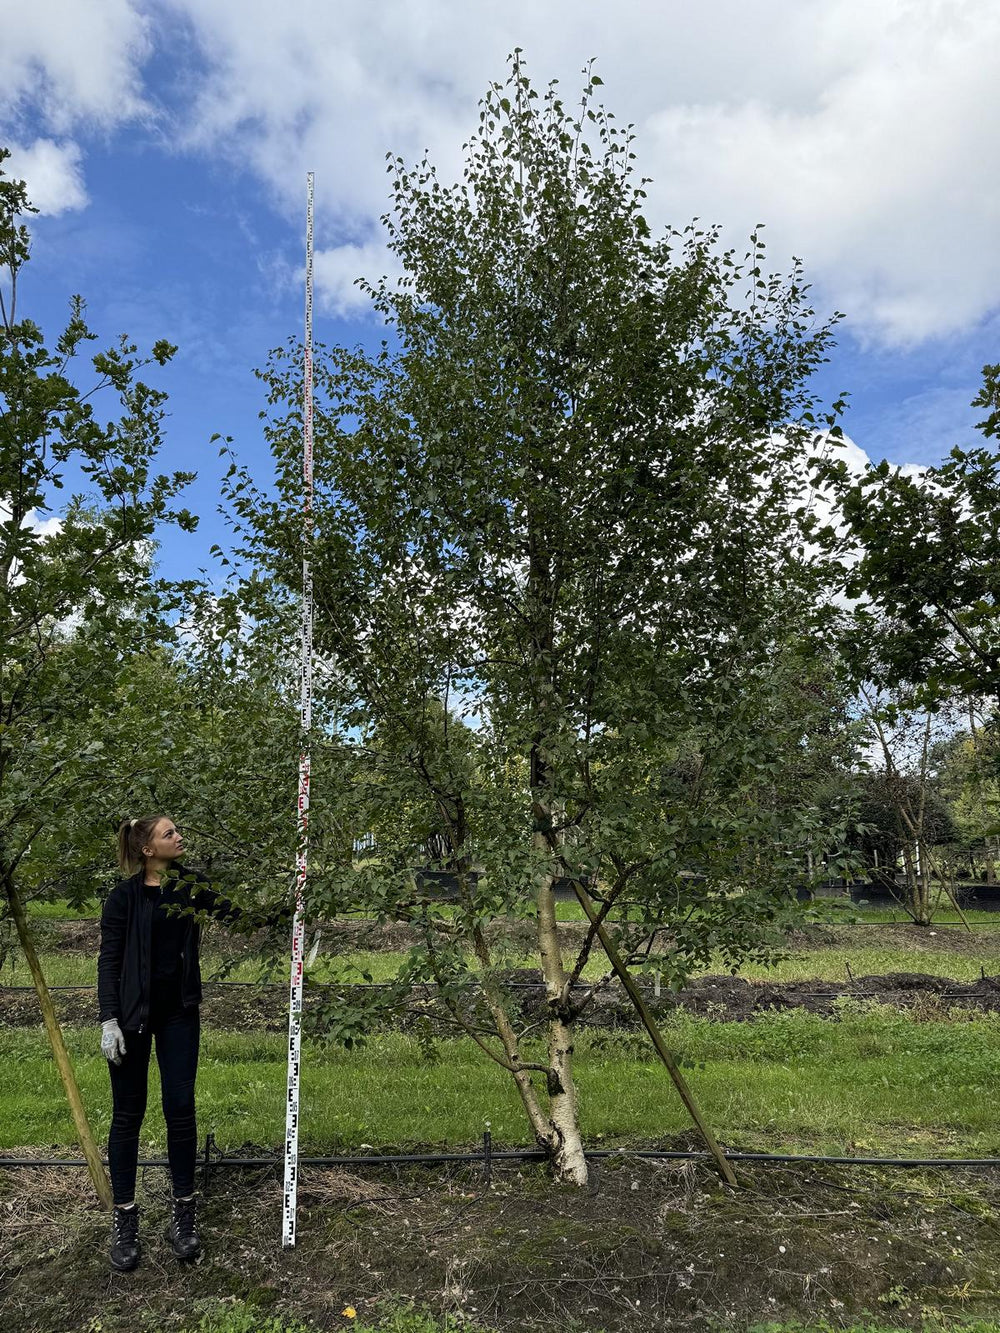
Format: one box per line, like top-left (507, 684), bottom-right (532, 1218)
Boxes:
top-left (525, 521), bottom-right (588, 1185)
top-left (534, 850), bottom-right (587, 1185)
top-left (901, 843), bottom-right (931, 926)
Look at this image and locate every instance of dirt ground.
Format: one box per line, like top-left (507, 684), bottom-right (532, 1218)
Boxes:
top-left (7, 916), bottom-right (1000, 1034)
top-left (5, 968), bottom-right (1000, 1035)
top-left (6, 919), bottom-right (1000, 1329)
top-left (3, 1150), bottom-right (1000, 1332)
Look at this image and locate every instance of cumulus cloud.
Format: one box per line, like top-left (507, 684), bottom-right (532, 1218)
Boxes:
top-left (2, 0), bottom-right (151, 215)
top-left (4, 139), bottom-right (88, 215)
top-left (0, 0), bottom-right (151, 132)
top-left (312, 241), bottom-right (404, 316)
top-left (156, 0), bottom-right (1000, 344)
top-left (7, 1), bottom-right (999, 344)
top-left (642, 1), bottom-right (1000, 345)
top-left (0, 502), bottom-right (63, 591)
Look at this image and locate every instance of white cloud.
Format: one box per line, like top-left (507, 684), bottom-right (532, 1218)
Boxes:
top-left (1, 501), bottom-right (63, 590)
top-left (2, 0), bottom-right (151, 216)
top-left (312, 241), bottom-right (402, 317)
top-left (0, 0), bottom-right (151, 132)
top-left (156, 0), bottom-right (1000, 345)
top-left (642, 1), bottom-right (1000, 345)
top-left (4, 139), bottom-right (88, 215)
top-left (29, 513), bottom-right (63, 539)
top-left (6, 1), bottom-right (999, 345)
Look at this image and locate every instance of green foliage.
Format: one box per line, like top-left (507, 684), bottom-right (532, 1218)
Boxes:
top-left (837, 767), bottom-right (956, 872)
top-left (0, 150), bottom-right (339, 934)
top-left (225, 59), bottom-right (853, 1153)
top-left (931, 723), bottom-right (1000, 847)
top-left (815, 362), bottom-right (1000, 709)
top-left (0, 150), bottom-right (198, 909)
top-left (104, 585), bottom-right (345, 928)
top-left (179, 1306), bottom-right (313, 1333)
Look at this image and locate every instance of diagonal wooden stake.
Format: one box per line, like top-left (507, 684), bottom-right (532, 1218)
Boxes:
top-left (5, 879), bottom-right (113, 1207)
top-left (571, 880), bottom-right (738, 1188)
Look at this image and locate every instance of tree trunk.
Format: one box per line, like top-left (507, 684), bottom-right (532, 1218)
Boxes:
top-left (535, 865), bottom-right (588, 1185)
top-left (4, 876), bottom-right (113, 1208)
top-left (546, 1013), bottom-right (588, 1185)
top-left (468, 924), bottom-right (552, 1147)
top-left (525, 501), bottom-right (587, 1183)
top-left (900, 844), bottom-right (928, 925)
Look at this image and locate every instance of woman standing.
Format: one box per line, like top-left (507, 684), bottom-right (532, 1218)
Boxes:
top-left (98, 814), bottom-right (252, 1272)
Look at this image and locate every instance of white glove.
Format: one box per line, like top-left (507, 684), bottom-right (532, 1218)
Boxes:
top-left (101, 1018), bottom-right (126, 1065)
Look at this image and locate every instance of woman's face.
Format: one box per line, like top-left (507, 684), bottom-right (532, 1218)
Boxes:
top-left (144, 818), bottom-right (185, 863)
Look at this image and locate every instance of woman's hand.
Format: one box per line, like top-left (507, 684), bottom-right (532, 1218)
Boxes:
top-left (101, 1018), bottom-right (127, 1065)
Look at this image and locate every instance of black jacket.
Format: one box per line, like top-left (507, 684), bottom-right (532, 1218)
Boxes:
top-left (97, 865), bottom-right (247, 1032)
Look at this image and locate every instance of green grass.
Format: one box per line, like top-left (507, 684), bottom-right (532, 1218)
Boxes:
top-left (735, 946), bottom-right (996, 982)
top-left (180, 1304), bottom-right (497, 1333)
top-left (6, 937), bottom-right (1000, 989)
top-left (810, 900), bottom-right (1000, 926)
top-left (6, 1004), bottom-right (1000, 1158)
top-left (745, 1325), bottom-right (1000, 1333)
top-left (23, 898), bottom-right (101, 920)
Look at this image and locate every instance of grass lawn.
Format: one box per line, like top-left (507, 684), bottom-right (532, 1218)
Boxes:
top-left (10, 901), bottom-right (1000, 1333)
top-left (5, 1006), bottom-right (1000, 1159)
top-left (23, 897), bottom-right (101, 919)
top-left (175, 1305), bottom-right (1000, 1333)
top-left (5, 934), bottom-right (1000, 988)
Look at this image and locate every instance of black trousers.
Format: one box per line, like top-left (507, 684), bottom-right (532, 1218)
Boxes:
top-left (107, 1005), bottom-right (200, 1204)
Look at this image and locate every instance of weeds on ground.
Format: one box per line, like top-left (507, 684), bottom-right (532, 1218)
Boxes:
top-left (745, 1323), bottom-right (1000, 1332)
top-left (176, 1300), bottom-right (501, 1333)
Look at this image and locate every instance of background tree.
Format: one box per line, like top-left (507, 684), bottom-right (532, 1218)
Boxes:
top-left (816, 363), bottom-right (1000, 711)
top-left (930, 712), bottom-right (1000, 880)
top-left (0, 153), bottom-right (195, 1203)
top-left (848, 688), bottom-right (962, 924)
top-left (228, 60), bottom-right (850, 1184)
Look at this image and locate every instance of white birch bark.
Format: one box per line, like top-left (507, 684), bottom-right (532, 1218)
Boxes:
top-left (535, 861), bottom-right (588, 1185)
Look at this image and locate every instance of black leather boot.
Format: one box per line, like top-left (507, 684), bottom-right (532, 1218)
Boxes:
top-left (165, 1194), bottom-right (201, 1261)
top-left (109, 1204), bottom-right (140, 1271)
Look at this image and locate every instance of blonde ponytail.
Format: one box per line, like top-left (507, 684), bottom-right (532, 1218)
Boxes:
top-left (117, 815), bottom-right (166, 874)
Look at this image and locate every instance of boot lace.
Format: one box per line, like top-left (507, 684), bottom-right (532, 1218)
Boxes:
top-left (113, 1207), bottom-right (139, 1244)
top-left (173, 1197), bottom-right (197, 1240)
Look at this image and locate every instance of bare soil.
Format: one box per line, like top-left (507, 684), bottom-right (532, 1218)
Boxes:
top-left (2, 1151), bottom-right (1000, 1332)
top-left (4, 969), bottom-right (1000, 1034)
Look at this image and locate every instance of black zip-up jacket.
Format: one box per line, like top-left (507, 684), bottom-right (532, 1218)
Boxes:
top-left (97, 865), bottom-right (246, 1032)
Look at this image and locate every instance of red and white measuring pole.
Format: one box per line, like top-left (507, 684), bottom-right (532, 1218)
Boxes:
top-left (283, 170), bottom-right (315, 1250)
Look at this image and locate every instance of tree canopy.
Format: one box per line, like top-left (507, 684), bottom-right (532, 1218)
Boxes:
top-left (226, 60), bottom-right (855, 1182)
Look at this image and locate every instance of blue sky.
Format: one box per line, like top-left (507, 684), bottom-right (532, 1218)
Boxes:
top-left (4, 0), bottom-right (1000, 584)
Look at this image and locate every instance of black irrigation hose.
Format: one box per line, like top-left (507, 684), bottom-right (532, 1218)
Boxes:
top-left (0, 980), bottom-right (602, 993)
top-left (810, 920), bottom-right (1000, 927)
top-left (4, 1147), bottom-right (1000, 1170)
top-left (3, 980), bottom-right (999, 999)
top-left (18, 916), bottom-right (1000, 927)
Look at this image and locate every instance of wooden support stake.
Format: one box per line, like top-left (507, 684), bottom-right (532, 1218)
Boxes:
top-left (572, 880), bottom-right (738, 1188)
top-left (5, 880), bottom-right (113, 1208)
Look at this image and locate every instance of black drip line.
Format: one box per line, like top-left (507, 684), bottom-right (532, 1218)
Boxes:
top-left (17, 915), bottom-right (1000, 928)
top-left (4, 979), bottom-right (999, 1001)
top-left (4, 1131), bottom-right (1000, 1189)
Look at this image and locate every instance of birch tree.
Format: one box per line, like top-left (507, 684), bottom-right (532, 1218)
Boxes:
top-left (230, 60), bottom-right (848, 1183)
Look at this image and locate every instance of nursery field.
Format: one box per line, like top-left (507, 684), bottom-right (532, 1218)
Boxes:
top-left (6, 906), bottom-right (1000, 1330)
